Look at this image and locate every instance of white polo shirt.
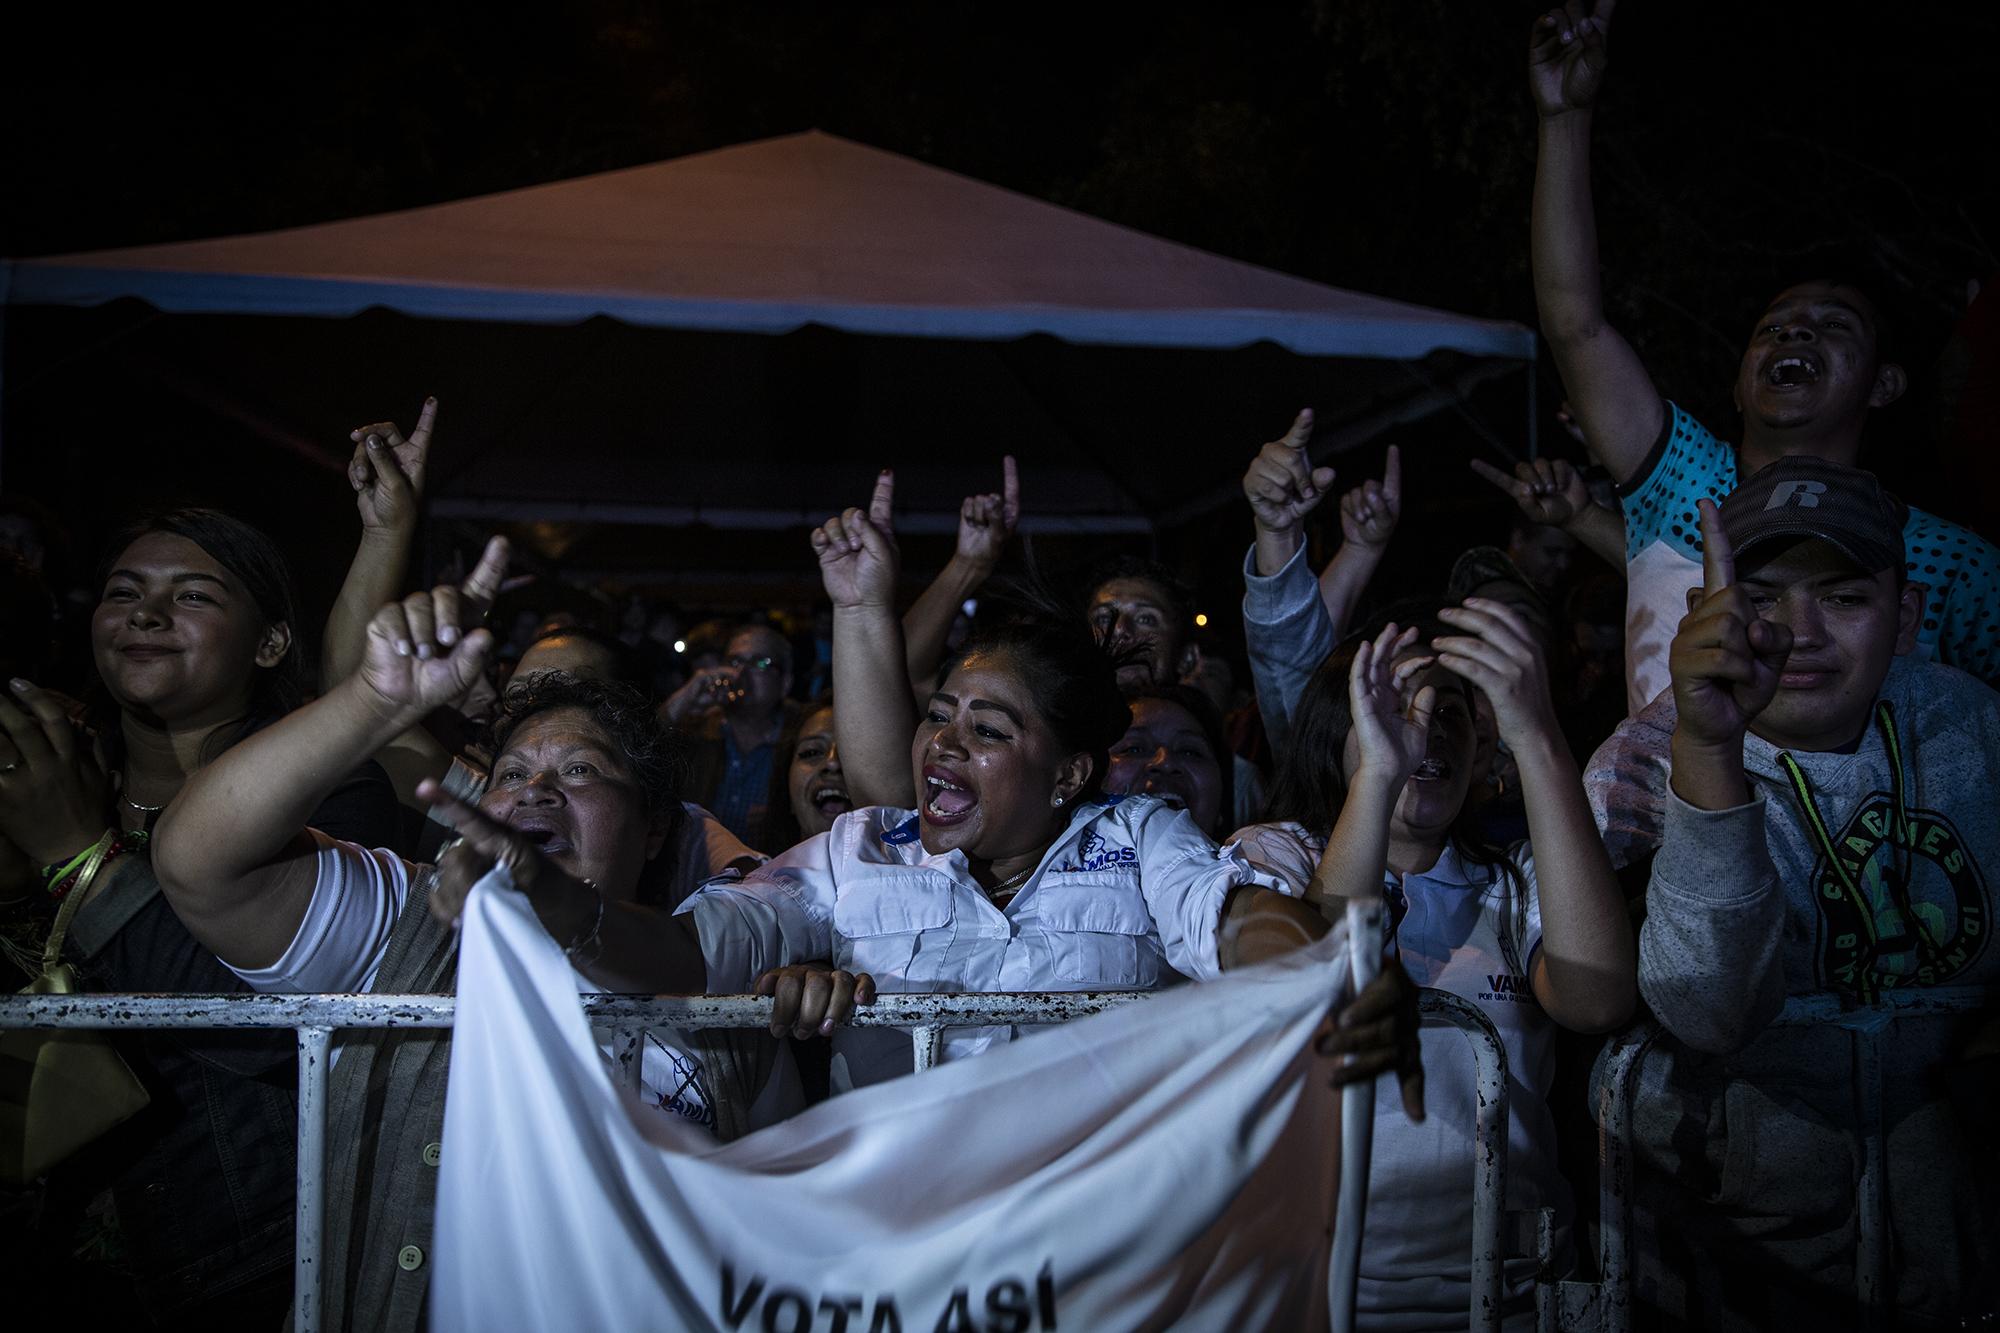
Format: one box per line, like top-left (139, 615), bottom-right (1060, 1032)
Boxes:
top-left (680, 793), bottom-right (1285, 1090)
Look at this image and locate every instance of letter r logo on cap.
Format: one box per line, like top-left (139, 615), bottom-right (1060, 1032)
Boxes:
top-left (1765, 479), bottom-right (1827, 511)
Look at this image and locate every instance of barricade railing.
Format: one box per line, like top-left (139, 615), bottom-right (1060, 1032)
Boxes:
top-left (3, 986), bottom-right (1511, 1333)
top-left (1576, 985), bottom-right (1991, 1333)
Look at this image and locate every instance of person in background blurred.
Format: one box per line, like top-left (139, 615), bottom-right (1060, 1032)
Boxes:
top-left (669, 622), bottom-right (800, 847)
top-left (1103, 684), bottom-right (1233, 840)
top-left (759, 699), bottom-right (852, 852)
top-left (1085, 553), bottom-right (1267, 826)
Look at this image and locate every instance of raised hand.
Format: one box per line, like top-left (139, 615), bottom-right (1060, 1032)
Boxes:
top-left (1243, 409), bottom-right (1336, 535)
top-left (347, 397), bottom-right (437, 532)
top-left (754, 962), bottom-right (878, 1039)
top-left (0, 680), bottom-right (109, 865)
top-left (358, 536), bottom-right (509, 719)
top-left (1338, 444), bottom-right (1403, 552)
top-left (1470, 455), bottom-right (1591, 527)
top-left (1528, 0), bottom-right (1616, 120)
top-left (1346, 622), bottom-right (1439, 791)
top-left (812, 470), bottom-right (900, 611)
top-left (1669, 500), bottom-right (1792, 747)
top-left (955, 455), bottom-right (1021, 571)
top-left (1433, 597), bottom-right (1560, 747)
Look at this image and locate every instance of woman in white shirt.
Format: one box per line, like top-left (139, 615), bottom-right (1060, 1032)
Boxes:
top-left (1231, 606), bottom-right (1635, 1331)
top-left (692, 471), bottom-right (1426, 1098)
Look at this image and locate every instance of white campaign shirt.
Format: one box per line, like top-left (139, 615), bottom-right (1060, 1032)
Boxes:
top-left (1230, 821), bottom-right (1561, 1332)
top-left (228, 808), bottom-right (764, 1132)
top-left (681, 793), bottom-right (1285, 1090)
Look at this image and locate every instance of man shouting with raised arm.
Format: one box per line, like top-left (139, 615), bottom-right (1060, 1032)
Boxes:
top-left (1527, 0), bottom-right (1999, 711)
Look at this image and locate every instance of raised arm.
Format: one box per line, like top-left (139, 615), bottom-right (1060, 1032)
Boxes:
top-left (1529, 0), bottom-right (1663, 481)
top-left (815, 472), bottom-right (918, 808)
top-left (1640, 501), bottom-right (1793, 1051)
top-left (153, 540), bottom-right (508, 971)
top-left (323, 399), bottom-right (436, 687)
top-left (1318, 445), bottom-right (1402, 636)
top-left (1470, 455), bottom-right (1625, 569)
top-left (1434, 597), bottom-right (1635, 1031)
top-left (903, 457), bottom-right (1018, 692)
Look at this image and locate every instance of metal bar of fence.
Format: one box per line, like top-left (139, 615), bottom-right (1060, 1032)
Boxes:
top-left (295, 1026), bottom-right (331, 1333)
top-left (0, 990), bottom-right (1151, 1029)
top-left (1587, 987), bottom-right (1989, 1333)
top-left (1418, 990), bottom-right (1509, 1333)
top-left (6, 985), bottom-right (1496, 1331)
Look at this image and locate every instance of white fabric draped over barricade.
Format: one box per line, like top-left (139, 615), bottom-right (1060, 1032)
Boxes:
top-left (433, 873), bottom-right (1351, 1332)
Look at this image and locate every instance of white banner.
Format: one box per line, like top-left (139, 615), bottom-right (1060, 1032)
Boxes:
top-left (434, 873), bottom-right (1348, 1333)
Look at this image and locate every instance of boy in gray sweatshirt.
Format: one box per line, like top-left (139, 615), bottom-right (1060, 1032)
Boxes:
top-left (1613, 456), bottom-right (1997, 1328)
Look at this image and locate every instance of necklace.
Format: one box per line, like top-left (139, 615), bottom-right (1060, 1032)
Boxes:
top-left (120, 791), bottom-right (168, 815)
top-left (985, 864), bottom-right (1036, 905)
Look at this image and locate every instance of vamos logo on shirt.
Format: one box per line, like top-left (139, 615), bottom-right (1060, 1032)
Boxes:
top-left (1479, 973), bottom-right (1537, 1005)
top-left (1052, 829), bottom-right (1137, 874)
top-left (720, 1259), bottom-right (1058, 1332)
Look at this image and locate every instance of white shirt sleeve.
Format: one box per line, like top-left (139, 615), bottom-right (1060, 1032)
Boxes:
top-left (1223, 821), bottom-right (1322, 898)
top-left (675, 824), bottom-right (839, 993)
top-left (224, 829), bottom-right (416, 994)
top-left (1130, 800), bottom-right (1287, 983)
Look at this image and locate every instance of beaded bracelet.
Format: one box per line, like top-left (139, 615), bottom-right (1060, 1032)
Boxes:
top-left (40, 837), bottom-right (106, 893)
top-left (46, 828), bottom-right (148, 903)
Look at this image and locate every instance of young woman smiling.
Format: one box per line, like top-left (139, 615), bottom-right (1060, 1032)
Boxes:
top-left (0, 509), bottom-right (399, 1325)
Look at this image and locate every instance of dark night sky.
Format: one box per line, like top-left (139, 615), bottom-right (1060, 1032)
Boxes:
top-left (4, 1), bottom-right (1995, 628)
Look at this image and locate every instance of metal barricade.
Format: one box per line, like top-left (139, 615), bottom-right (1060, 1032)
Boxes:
top-left (1417, 990), bottom-right (1512, 1333)
top-left (1575, 986), bottom-right (1991, 1333)
top-left (4, 986), bottom-right (1511, 1333)
top-left (1, 990), bottom-right (1141, 1331)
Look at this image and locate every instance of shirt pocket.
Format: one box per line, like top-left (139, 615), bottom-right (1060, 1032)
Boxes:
top-left (831, 880), bottom-right (957, 985)
top-left (1034, 883), bottom-right (1164, 988)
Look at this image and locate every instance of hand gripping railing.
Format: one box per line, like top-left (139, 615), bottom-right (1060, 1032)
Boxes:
top-left (1577, 985), bottom-right (1991, 1333)
top-left (3, 986), bottom-right (1507, 1333)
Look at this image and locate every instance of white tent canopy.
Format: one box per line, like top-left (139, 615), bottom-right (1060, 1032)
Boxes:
top-left (2, 133), bottom-right (1533, 560)
top-left (6, 130), bottom-right (1532, 361)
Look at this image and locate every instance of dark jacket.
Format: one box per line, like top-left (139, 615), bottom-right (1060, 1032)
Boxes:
top-left (59, 762), bottom-right (400, 1316)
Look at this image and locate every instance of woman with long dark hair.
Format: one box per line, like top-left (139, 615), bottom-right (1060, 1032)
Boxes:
top-left (0, 508), bottom-right (397, 1325)
top-left (1231, 605), bottom-right (1634, 1331)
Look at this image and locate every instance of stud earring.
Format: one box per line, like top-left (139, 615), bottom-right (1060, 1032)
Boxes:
top-left (1051, 794), bottom-right (1066, 808)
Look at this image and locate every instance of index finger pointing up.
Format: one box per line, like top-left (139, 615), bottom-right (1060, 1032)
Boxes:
top-left (869, 469), bottom-right (895, 530)
top-left (1281, 408), bottom-right (1313, 451)
top-left (461, 535), bottom-right (511, 611)
top-left (1380, 443), bottom-right (1403, 505)
top-left (1698, 498), bottom-right (1734, 595)
top-left (409, 396), bottom-right (438, 452)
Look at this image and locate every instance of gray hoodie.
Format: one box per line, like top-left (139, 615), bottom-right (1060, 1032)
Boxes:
top-left (1588, 657), bottom-right (1999, 1325)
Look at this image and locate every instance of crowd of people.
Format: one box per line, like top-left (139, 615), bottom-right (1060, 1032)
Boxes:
top-left (2, 4), bottom-right (1997, 1329)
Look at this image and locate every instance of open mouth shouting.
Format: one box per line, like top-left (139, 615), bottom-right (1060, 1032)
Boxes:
top-left (1410, 754), bottom-right (1455, 785)
top-left (922, 764), bottom-right (978, 827)
top-left (810, 780), bottom-right (854, 819)
top-left (1763, 351), bottom-right (1823, 391)
top-left (510, 818), bottom-right (574, 858)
